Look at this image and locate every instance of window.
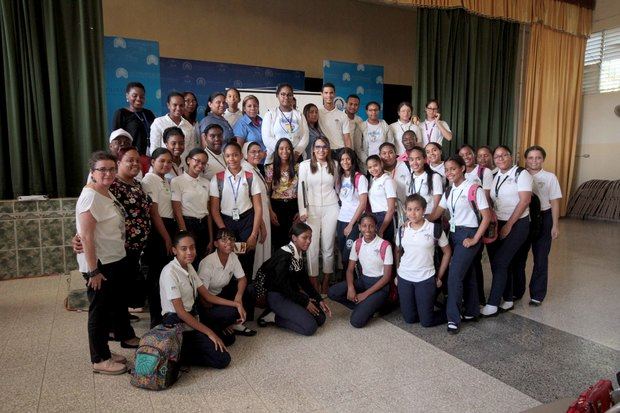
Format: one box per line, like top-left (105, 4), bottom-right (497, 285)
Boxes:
top-left (583, 28), bottom-right (620, 94)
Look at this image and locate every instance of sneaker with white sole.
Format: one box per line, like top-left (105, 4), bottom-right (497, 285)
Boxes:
top-left (499, 301), bottom-right (514, 312)
top-left (480, 304), bottom-right (499, 317)
top-left (529, 299), bottom-right (542, 306)
top-left (93, 359), bottom-right (127, 375)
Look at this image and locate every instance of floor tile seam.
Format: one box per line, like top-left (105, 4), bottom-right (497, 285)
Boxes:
top-left (372, 316), bottom-right (542, 404)
top-left (510, 310), bottom-right (620, 352)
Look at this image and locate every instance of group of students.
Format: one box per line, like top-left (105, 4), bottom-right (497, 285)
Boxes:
top-left (75, 80), bottom-right (562, 375)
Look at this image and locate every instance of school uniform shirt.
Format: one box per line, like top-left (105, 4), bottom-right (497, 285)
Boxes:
top-left (430, 162), bottom-right (445, 177)
top-left (199, 114), bottom-right (234, 143)
top-left (297, 159), bottom-right (339, 216)
top-left (223, 108), bottom-right (243, 127)
top-left (408, 171), bottom-right (444, 214)
top-left (318, 107), bottom-right (350, 150)
top-left (149, 114), bottom-right (197, 158)
top-left (388, 121), bottom-right (423, 155)
top-left (368, 173), bottom-right (397, 213)
top-left (75, 188), bottom-right (126, 272)
top-left (141, 172), bottom-right (174, 219)
top-left (197, 251), bottom-right (245, 295)
top-left (209, 168), bottom-right (262, 216)
top-left (491, 165), bottom-right (533, 221)
top-left (338, 174), bottom-right (369, 223)
top-left (203, 148), bottom-right (226, 181)
top-left (530, 169), bottom-right (562, 211)
top-left (233, 114), bottom-right (264, 151)
top-left (439, 180), bottom-right (489, 229)
top-left (389, 161), bottom-right (412, 205)
top-left (421, 120), bottom-right (451, 146)
top-left (149, 161), bottom-right (184, 183)
top-left (160, 257), bottom-right (203, 315)
top-left (349, 236), bottom-right (393, 278)
top-left (361, 120), bottom-right (391, 157)
top-left (170, 172), bottom-right (210, 219)
top-left (465, 164), bottom-right (494, 191)
top-left (348, 114), bottom-right (364, 159)
top-left (261, 107), bottom-right (309, 164)
top-left (397, 220), bottom-right (449, 282)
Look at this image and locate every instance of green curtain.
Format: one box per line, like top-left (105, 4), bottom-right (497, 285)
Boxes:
top-left (415, 8), bottom-right (519, 155)
top-left (0, 0), bottom-right (106, 199)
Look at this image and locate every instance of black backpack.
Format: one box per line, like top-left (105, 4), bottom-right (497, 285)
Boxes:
top-left (515, 167), bottom-right (542, 239)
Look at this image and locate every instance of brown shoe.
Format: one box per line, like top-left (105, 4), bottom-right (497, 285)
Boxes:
top-left (110, 353), bottom-right (127, 364)
top-left (93, 359), bottom-right (127, 375)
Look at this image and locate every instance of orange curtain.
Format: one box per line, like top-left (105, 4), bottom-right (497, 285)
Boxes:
top-left (518, 24), bottom-right (586, 214)
top-left (380, 0), bottom-right (592, 36)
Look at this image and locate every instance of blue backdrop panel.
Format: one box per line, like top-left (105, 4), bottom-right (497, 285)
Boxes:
top-left (322, 60), bottom-right (384, 120)
top-left (103, 36), bottom-right (162, 130)
top-left (160, 58), bottom-right (305, 121)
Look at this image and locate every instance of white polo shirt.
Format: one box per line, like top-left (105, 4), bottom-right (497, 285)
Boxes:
top-left (261, 107), bottom-right (309, 163)
top-left (209, 168), bottom-right (262, 215)
top-left (75, 188), bottom-right (126, 272)
top-left (430, 162), bottom-right (445, 177)
top-left (421, 120), bottom-right (451, 146)
top-left (439, 180), bottom-right (489, 229)
top-left (491, 165), bottom-right (533, 221)
top-left (390, 161), bottom-right (412, 205)
top-left (338, 173), bottom-right (368, 223)
top-left (224, 109), bottom-right (242, 127)
top-left (362, 120), bottom-right (390, 157)
top-left (465, 165), bottom-right (493, 191)
top-left (388, 121), bottom-right (422, 155)
top-left (149, 114), bottom-right (197, 158)
top-left (397, 220), bottom-right (448, 283)
top-left (530, 169), bottom-right (562, 211)
top-left (349, 236), bottom-right (393, 278)
top-left (141, 172), bottom-right (174, 219)
top-left (197, 251), bottom-right (245, 295)
top-left (368, 173), bottom-right (397, 213)
top-left (203, 148), bottom-right (226, 181)
top-left (160, 257), bottom-right (203, 315)
top-left (171, 172), bottom-right (210, 219)
top-left (318, 107), bottom-right (350, 150)
top-left (409, 171), bottom-right (444, 214)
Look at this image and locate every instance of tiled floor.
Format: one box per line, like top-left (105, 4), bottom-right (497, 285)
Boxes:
top-left (1, 219), bottom-right (618, 412)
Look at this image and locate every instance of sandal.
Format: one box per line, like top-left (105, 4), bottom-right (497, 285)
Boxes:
top-left (234, 325), bottom-right (257, 336)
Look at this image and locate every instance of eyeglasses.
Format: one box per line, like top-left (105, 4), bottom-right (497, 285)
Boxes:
top-left (190, 157), bottom-right (208, 165)
top-left (94, 167), bottom-right (116, 174)
top-left (314, 145), bottom-right (329, 150)
top-left (493, 153), bottom-right (511, 160)
top-left (426, 107), bottom-right (438, 111)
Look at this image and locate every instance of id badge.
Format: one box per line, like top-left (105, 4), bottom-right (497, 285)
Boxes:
top-left (232, 208), bottom-right (240, 221)
top-left (449, 217), bottom-right (456, 233)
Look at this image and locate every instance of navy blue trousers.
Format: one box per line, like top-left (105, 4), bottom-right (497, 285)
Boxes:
top-left (267, 291), bottom-right (326, 336)
top-left (397, 275), bottom-right (447, 327)
top-left (373, 211), bottom-right (395, 245)
top-left (328, 275), bottom-right (388, 328)
top-left (336, 220), bottom-right (360, 273)
top-left (486, 217), bottom-right (530, 306)
top-left (447, 227), bottom-right (481, 324)
top-left (222, 211), bottom-right (255, 280)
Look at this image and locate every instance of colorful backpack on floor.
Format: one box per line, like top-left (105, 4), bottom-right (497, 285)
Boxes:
top-left (130, 324), bottom-right (184, 391)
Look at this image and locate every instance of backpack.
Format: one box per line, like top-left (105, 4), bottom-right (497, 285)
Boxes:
top-left (353, 237), bottom-right (396, 302)
top-left (445, 183), bottom-right (498, 244)
top-left (215, 170), bottom-right (254, 200)
top-left (254, 244), bottom-right (296, 308)
top-left (131, 324), bottom-right (184, 391)
top-left (477, 165), bottom-right (486, 181)
top-left (515, 167), bottom-right (542, 239)
top-left (354, 237), bottom-right (391, 261)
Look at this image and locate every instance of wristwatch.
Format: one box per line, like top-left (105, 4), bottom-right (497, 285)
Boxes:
top-left (87, 268), bottom-right (101, 278)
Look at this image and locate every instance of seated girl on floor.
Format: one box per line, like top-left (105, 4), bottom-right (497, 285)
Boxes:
top-left (159, 231), bottom-right (234, 369)
top-left (257, 223), bottom-right (332, 336)
top-left (328, 214), bottom-right (392, 328)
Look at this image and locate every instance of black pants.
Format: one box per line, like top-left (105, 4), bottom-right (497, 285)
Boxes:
top-left (84, 257), bottom-right (136, 363)
top-left (145, 217), bottom-right (177, 328)
top-left (125, 249), bottom-right (146, 309)
top-left (270, 198), bottom-right (298, 251)
top-left (184, 215), bottom-right (210, 270)
top-left (222, 211), bottom-right (255, 280)
top-left (219, 278), bottom-right (256, 321)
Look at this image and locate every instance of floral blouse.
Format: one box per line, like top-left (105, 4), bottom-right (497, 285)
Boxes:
top-left (265, 163), bottom-right (299, 200)
top-left (110, 178), bottom-right (152, 252)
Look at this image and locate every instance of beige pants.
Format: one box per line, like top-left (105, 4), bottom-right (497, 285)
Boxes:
top-left (306, 203), bottom-right (340, 277)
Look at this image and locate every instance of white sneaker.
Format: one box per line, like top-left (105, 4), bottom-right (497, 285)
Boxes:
top-left (93, 359), bottom-right (127, 375)
top-left (480, 304), bottom-right (499, 317)
top-left (500, 301), bottom-right (514, 312)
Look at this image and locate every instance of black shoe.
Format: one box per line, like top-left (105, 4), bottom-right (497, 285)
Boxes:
top-left (462, 315), bottom-right (479, 323)
top-left (129, 314), bottom-right (140, 322)
top-left (529, 299), bottom-right (542, 307)
top-left (447, 322), bottom-right (460, 334)
top-left (120, 340), bottom-right (139, 349)
top-left (234, 326), bottom-right (257, 336)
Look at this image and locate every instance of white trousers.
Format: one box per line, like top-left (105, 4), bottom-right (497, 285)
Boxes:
top-left (306, 203), bottom-right (340, 277)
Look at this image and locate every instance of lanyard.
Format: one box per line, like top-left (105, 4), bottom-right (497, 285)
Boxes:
top-left (410, 175), bottom-right (424, 195)
top-left (228, 175), bottom-right (243, 206)
top-left (399, 121), bottom-right (412, 133)
top-left (207, 148), bottom-right (227, 169)
top-left (279, 108), bottom-right (294, 134)
top-left (254, 167), bottom-right (267, 188)
top-left (449, 188), bottom-right (464, 217)
top-left (424, 121), bottom-right (435, 143)
top-left (494, 174), bottom-right (510, 198)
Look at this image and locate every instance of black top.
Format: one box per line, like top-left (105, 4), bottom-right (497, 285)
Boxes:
top-left (112, 108), bottom-right (156, 155)
top-left (264, 246), bottom-right (322, 307)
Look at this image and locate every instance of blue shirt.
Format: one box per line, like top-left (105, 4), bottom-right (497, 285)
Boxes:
top-left (233, 114), bottom-right (264, 151)
top-left (199, 113), bottom-right (234, 143)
